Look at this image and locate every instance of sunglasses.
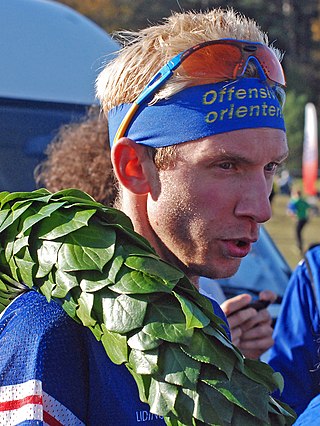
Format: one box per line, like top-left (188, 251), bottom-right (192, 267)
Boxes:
top-left (113, 38), bottom-right (286, 143)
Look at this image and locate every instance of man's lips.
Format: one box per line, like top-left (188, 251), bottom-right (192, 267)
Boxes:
top-left (221, 238), bottom-right (256, 258)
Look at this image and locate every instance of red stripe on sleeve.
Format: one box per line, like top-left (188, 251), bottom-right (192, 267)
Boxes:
top-left (0, 394), bottom-right (42, 411)
top-left (43, 410), bottom-right (64, 426)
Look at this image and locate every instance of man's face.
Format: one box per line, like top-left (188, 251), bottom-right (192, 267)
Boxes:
top-left (146, 127), bottom-right (288, 279)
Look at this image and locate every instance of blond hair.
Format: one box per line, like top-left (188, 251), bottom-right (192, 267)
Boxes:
top-left (96, 8), bottom-right (281, 114)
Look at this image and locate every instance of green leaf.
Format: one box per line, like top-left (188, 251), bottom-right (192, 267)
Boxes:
top-left (117, 225), bottom-right (155, 253)
top-left (0, 201), bottom-right (33, 233)
top-left (231, 404), bottom-right (263, 426)
top-left (0, 208), bottom-right (11, 230)
top-left (101, 324), bottom-right (128, 364)
top-left (107, 245), bottom-right (125, 283)
top-left (0, 191), bottom-right (9, 202)
top-left (268, 398), bottom-right (297, 422)
top-left (178, 383), bottom-right (234, 425)
top-left (202, 365), bottom-right (269, 422)
top-left (76, 292), bottom-right (96, 326)
top-left (7, 255), bottom-right (20, 282)
top-left (148, 378), bottom-right (178, 417)
top-left (37, 208), bottom-right (96, 240)
top-left (0, 272), bottom-right (24, 288)
top-left (143, 297), bottom-right (193, 344)
top-left (110, 268), bottom-right (175, 294)
top-left (173, 292), bottom-right (210, 330)
top-left (57, 225), bottom-right (116, 272)
top-left (126, 365), bottom-right (150, 403)
top-left (128, 329), bottom-right (163, 351)
top-left (181, 330), bottom-right (236, 379)
top-left (36, 240), bottom-right (62, 278)
top-left (129, 348), bottom-right (159, 375)
top-left (89, 323), bottom-right (103, 341)
top-left (0, 273), bottom-right (27, 301)
top-left (80, 270), bottom-right (112, 292)
top-left (273, 372), bottom-right (285, 395)
top-left (119, 242), bottom-right (158, 258)
top-left (51, 188), bottom-right (96, 202)
top-left (96, 211), bottom-right (135, 234)
top-left (21, 202), bottom-right (66, 234)
top-left (0, 295), bottom-right (15, 308)
top-left (0, 189), bottom-right (51, 207)
top-left (61, 293), bottom-right (79, 320)
top-left (4, 217), bottom-right (23, 263)
top-left (52, 269), bottom-right (79, 298)
top-left (158, 344), bottom-right (200, 389)
top-left (13, 234), bottom-right (30, 256)
top-left (125, 256), bottom-right (184, 283)
top-left (164, 390), bottom-right (195, 426)
top-left (242, 358), bottom-right (283, 393)
top-left (39, 276), bottom-right (56, 302)
top-left (14, 247), bottom-right (35, 287)
top-left (102, 293), bottom-right (148, 333)
top-left (203, 325), bottom-right (244, 362)
top-left (176, 277), bottom-right (228, 330)
top-left (0, 278), bottom-right (7, 292)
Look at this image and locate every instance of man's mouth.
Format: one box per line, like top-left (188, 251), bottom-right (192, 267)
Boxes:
top-left (235, 240), bottom-right (248, 248)
top-left (222, 238), bottom-right (255, 258)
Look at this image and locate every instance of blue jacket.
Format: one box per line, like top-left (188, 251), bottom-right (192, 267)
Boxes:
top-left (0, 290), bottom-right (229, 425)
top-left (294, 393), bottom-right (320, 425)
top-left (268, 245), bottom-right (320, 417)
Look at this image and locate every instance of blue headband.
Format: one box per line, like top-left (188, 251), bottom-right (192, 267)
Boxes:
top-left (108, 78), bottom-right (285, 148)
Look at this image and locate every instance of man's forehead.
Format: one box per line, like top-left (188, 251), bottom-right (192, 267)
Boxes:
top-left (177, 128), bottom-right (288, 162)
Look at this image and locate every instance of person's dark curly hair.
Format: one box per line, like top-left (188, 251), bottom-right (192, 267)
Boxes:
top-left (35, 106), bottom-right (117, 206)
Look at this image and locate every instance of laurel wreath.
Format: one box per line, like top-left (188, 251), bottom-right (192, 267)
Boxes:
top-left (0, 189), bottom-right (296, 425)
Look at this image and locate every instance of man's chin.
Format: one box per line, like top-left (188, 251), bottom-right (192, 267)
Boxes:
top-left (198, 259), bottom-right (242, 280)
top-left (214, 269), bottom-right (238, 279)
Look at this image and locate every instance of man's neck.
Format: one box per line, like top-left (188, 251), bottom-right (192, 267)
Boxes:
top-left (120, 192), bottom-right (199, 288)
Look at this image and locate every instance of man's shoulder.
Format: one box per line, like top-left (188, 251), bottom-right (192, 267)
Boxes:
top-left (297, 245), bottom-right (320, 293)
top-left (0, 290), bottom-right (82, 340)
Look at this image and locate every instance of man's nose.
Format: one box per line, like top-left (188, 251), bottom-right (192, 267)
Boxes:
top-left (234, 175), bottom-right (272, 224)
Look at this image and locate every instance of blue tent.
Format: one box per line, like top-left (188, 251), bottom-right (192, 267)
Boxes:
top-left (0, 0), bottom-right (119, 191)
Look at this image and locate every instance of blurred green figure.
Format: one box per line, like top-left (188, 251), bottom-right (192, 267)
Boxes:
top-left (288, 190), bottom-right (312, 253)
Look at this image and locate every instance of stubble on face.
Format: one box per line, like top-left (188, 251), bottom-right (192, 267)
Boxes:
top-left (146, 155), bottom-right (237, 280)
top-left (146, 128), bottom-right (288, 281)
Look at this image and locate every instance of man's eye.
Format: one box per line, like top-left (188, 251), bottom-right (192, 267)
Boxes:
top-left (219, 162), bottom-right (233, 170)
top-left (265, 162), bottom-right (278, 172)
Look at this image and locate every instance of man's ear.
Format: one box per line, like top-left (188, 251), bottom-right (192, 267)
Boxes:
top-left (111, 138), bottom-right (153, 194)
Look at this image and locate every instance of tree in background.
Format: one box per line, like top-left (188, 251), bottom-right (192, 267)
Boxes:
top-left (283, 91), bottom-right (308, 174)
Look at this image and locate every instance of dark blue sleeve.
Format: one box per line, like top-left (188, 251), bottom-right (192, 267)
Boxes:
top-left (267, 260), bottom-right (320, 416)
top-left (0, 291), bottom-right (89, 424)
top-left (0, 289), bottom-right (231, 425)
top-left (0, 291), bottom-right (165, 425)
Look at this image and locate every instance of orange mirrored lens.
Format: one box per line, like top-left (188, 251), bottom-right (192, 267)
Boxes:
top-left (254, 45), bottom-right (286, 86)
top-left (182, 44), bottom-right (243, 81)
top-left (180, 41), bottom-right (285, 86)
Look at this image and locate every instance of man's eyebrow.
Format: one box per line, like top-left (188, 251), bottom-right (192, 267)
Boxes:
top-left (272, 150), bottom-right (289, 164)
top-left (214, 153), bottom-right (253, 164)
top-left (211, 149), bottom-right (289, 164)
top-left (277, 150), bottom-right (289, 162)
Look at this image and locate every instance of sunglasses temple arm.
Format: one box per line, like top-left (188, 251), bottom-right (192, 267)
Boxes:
top-left (135, 64), bottom-right (178, 105)
top-left (113, 55), bottom-right (182, 144)
top-left (113, 102), bottom-right (140, 143)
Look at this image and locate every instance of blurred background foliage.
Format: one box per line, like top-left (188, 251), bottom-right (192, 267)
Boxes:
top-left (57, 0), bottom-right (320, 175)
